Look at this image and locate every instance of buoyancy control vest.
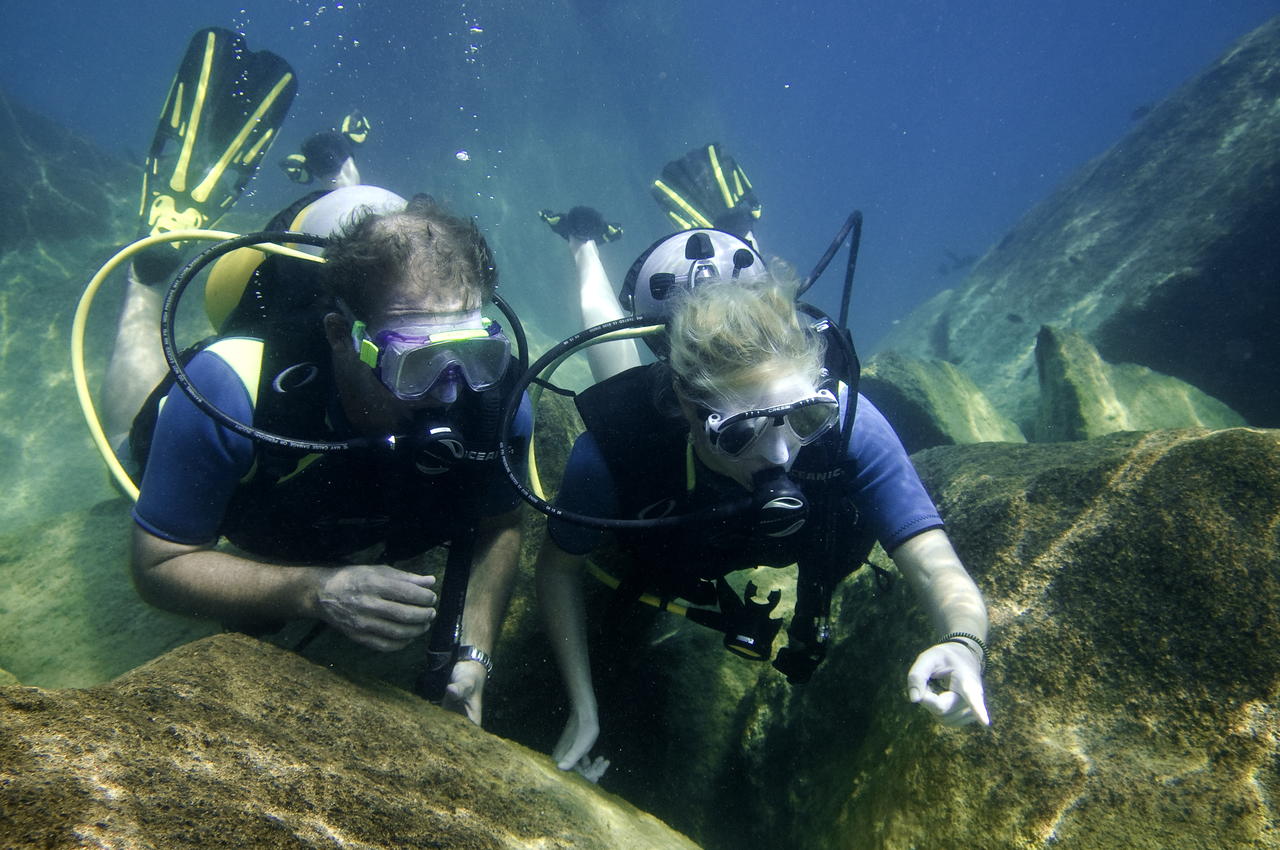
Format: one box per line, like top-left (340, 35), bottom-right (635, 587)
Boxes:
top-left (572, 363), bottom-right (876, 599)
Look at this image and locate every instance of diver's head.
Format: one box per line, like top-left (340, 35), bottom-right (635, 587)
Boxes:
top-left (319, 195), bottom-right (507, 427)
top-left (666, 279), bottom-right (834, 490)
top-left (621, 229), bottom-right (771, 320)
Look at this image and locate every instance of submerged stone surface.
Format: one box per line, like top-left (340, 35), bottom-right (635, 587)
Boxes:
top-left (1034, 324), bottom-right (1246, 441)
top-left (0, 633), bottom-right (699, 850)
top-left (558, 428), bottom-right (1280, 849)
top-left (877, 17), bottom-right (1280, 429)
top-left (862, 350), bottom-right (1025, 453)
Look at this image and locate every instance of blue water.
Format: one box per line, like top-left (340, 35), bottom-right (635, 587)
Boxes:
top-left (1, 0), bottom-right (1274, 349)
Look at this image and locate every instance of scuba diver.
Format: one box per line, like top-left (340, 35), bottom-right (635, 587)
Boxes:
top-left (529, 144), bottom-right (990, 779)
top-left (86, 27), bottom-right (531, 725)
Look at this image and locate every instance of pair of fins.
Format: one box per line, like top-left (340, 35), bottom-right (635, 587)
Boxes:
top-left (137, 27), bottom-right (297, 279)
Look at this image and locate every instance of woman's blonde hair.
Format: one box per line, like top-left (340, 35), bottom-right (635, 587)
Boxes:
top-left (667, 275), bottom-right (825, 411)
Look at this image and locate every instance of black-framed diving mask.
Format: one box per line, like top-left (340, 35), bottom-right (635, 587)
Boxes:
top-left (702, 389), bottom-right (840, 458)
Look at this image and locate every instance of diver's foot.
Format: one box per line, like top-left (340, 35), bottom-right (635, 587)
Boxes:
top-left (130, 243), bottom-right (185, 286)
top-left (539, 207), bottom-right (623, 244)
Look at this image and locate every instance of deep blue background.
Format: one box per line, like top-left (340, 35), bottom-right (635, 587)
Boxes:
top-left (2, 0), bottom-right (1275, 349)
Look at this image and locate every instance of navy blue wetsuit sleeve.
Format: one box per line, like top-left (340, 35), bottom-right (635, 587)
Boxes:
top-left (846, 393), bottom-right (944, 552)
top-left (132, 352), bottom-right (255, 544)
top-left (546, 430), bottom-right (619, 555)
top-left (475, 391), bottom-right (534, 516)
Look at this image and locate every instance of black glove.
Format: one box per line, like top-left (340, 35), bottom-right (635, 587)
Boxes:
top-left (539, 206), bottom-right (623, 243)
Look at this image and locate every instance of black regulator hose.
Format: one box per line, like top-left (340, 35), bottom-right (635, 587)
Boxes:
top-left (797, 209), bottom-right (863, 303)
top-left (837, 211), bottom-right (863, 331)
top-left (160, 230), bottom-right (366, 453)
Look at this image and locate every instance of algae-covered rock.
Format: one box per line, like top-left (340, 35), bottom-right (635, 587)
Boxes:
top-left (1034, 324), bottom-right (1247, 441)
top-left (862, 349), bottom-right (1025, 452)
top-left (606, 428), bottom-right (1280, 849)
top-left (877, 17), bottom-right (1280, 428)
top-left (0, 632), bottom-right (700, 849)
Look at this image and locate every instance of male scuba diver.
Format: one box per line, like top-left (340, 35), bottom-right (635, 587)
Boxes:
top-left (525, 143), bottom-right (989, 779)
top-left (90, 27), bottom-right (531, 724)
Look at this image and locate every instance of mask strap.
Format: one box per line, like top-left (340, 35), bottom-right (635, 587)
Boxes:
top-left (350, 320), bottom-right (380, 368)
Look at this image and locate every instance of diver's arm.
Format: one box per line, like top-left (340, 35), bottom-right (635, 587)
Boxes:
top-left (569, 236), bottom-right (641, 382)
top-left (130, 525), bottom-right (436, 651)
top-left (535, 538), bottom-right (603, 771)
top-left (442, 507), bottom-right (525, 725)
top-left (890, 527), bottom-right (991, 726)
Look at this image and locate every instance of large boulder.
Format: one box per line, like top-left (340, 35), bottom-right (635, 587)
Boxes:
top-left (551, 428), bottom-right (1280, 849)
top-left (1034, 324), bottom-right (1246, 441)
top-left (861, 350), bottom-right (1025, 452)
top-left (876, 17), bottom-right (1280, 430)
top-left (0, 632), bottom-right (699, 849)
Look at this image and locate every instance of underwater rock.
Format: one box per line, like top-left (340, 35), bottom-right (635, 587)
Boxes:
top-left (861, 349), bottom-right (1025, 452)
top-left (0, 498), bottom-right (218, 688)
top-left (1034, 324), bottom-right (1246, 441)
top-left (561, 428), bottom-right (1280, 849)
top-left (877, 16), bottom-right (1280, 429)
top-left (0, 87), bottom-right (134, 250)
top-left (0, 90), bottom-right (139, 534)
top-left (0, 632), bottom-right (699, 850)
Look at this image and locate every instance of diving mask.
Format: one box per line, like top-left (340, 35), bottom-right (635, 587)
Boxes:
top-left (703, 389), bottom-right (839, 458)
top-left (349, 310), bottom-right (511, 401)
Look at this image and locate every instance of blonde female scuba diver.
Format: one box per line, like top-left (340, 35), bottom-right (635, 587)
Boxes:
top-left (522, 226), bottom-right (990, 782)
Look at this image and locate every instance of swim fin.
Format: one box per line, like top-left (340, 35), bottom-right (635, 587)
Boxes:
top-left (137, 27), bottom-right (297, 279)
top-left (651, 142), bottom-right (761, 239)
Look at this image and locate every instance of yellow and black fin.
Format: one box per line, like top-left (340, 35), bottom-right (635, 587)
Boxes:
top-left (140, 27), bottom-right (297, 245)
top-left (340, 109), bottom-right (371, 146)
top-left (651, 142), bottom-right (762, 238)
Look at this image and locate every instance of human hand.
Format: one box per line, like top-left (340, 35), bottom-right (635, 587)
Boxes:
top-left (442, 659), bottom-right (486, 725)
top-left (906, 641), bottom-right (991, 727)
top-left (551, 710), bottom-right (609, 781)
top-left (314, 565), bottom-right (436, 652)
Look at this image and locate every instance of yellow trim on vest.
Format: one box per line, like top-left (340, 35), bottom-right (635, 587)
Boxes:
top-left (205, 337), bottom-right (265, 407)
top-left (276, 452), bottom-right (324, 485)
top-left (205, 248), bottom-right (267, 330)
top-left (204, 193), bottom-right (329, 330)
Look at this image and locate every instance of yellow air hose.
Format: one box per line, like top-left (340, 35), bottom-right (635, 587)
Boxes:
top-left (71, 230), bottom-right (323, 500)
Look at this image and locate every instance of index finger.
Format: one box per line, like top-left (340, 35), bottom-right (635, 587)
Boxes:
top-left (954, 674), bottom-right (991, 726)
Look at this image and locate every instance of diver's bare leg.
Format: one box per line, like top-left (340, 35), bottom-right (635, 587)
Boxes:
top-left (570, 237), bottom-right (640, 383)
top-left (101, 267), bottom-right (168, 453)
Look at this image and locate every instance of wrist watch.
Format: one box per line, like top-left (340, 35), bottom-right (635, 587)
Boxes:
top-left (458, 644), bottom-right (493, 676)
